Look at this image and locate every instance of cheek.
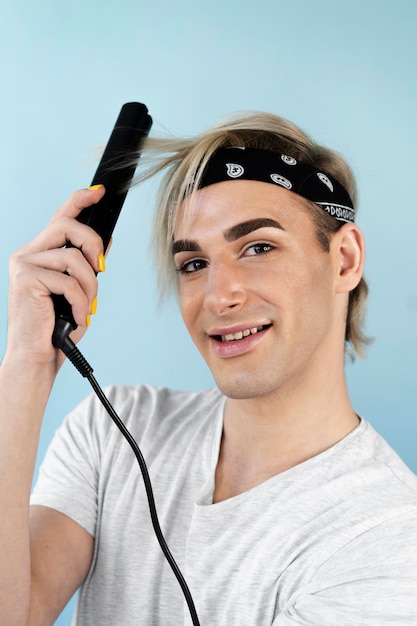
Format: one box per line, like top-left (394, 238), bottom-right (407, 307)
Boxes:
top-left (277, 255), bottom-right (333, 321)
top-left (179, 285), bottom-right (200, 336)
top-left (296, 262), bottom-right (335, 329)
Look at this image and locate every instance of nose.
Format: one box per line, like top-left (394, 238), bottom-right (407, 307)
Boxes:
top-left (203, 261), bottom-right (247, 316)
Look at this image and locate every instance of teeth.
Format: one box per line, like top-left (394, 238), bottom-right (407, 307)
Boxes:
top-left (221, 326), bottom-right (263, 342)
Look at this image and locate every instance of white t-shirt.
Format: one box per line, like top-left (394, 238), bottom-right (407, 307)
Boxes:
top-left (31, 384), bottom-right (417, 625)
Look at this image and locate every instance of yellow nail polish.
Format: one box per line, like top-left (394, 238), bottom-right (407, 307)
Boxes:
top-left (90, 297), bottom-right (98, 315)
top-left (98, 253), bottom-right (106, 273)
top-left (86, 314), bottom-right (91, 327)
top-left (89, 184), bottom-right (103, 191)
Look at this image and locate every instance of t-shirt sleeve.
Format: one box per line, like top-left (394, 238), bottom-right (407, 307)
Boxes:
top-left (30, 391), bottom-right (107, 537)
top-left (273, 511), bottom-right (417, 625)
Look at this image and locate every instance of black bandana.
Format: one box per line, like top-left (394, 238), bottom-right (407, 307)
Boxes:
top-left (198, 147), bottom-right (355, 223)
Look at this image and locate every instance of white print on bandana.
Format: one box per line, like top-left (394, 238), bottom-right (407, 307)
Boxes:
top-left (320, 203), bottom-right (355, 222)
top-left (317, 173), bottom-right (334, 192)
top-left (226, 163), bottom-right (244, 178)
top-left (270, 173), bottom-right (292, 189)
top-left (281, 155), bottom-right (297, 165)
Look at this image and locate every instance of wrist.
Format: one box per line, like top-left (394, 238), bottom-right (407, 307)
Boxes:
top-left (1, 348), bottom-right (59, 390)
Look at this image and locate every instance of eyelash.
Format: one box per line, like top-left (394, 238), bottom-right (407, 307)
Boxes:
top-left (244, 242), bottom-right (274, 257)
top-left (175, 259), bottom-right (208, 275)
top-left (175, 242), bottom-right (275, 275)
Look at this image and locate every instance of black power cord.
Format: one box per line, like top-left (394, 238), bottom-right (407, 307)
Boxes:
top-left (53, 320), bottom-right (201, 626)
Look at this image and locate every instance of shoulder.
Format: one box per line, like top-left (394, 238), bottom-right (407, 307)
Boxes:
top-left (315, 419), bottom-right (417, 570)
top-left (103, 383), bottom-right (222, 412)
top-left (355, 419), bottom-right (417, 499)
top-left (60, 383), bottom-right (224, 447)
top-left (276, 423), bottom-right (417, 623)
top-left (101, 383), bottom-right (223, 425)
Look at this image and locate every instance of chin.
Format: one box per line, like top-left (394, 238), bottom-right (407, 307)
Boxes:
top-left (215, 374), bottom-right (283, 401)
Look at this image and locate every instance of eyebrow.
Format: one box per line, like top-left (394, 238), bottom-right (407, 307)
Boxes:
top-left (171, 217), bottom-right (284, 255)
top-left (224, 218), bottom-right (284, 242)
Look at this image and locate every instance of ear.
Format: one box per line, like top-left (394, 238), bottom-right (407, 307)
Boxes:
top-left (331, 223), bottom-right (365, 294)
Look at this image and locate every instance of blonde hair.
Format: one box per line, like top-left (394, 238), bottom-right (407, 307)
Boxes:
top-left (136, 111), bottom-right (370, 357)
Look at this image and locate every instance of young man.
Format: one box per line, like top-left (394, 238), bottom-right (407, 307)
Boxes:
top-left (1, 112), bottom-right (416, 625)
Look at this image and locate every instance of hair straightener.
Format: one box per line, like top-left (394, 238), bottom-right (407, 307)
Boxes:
top-left (52, 101), bottom-right (152, 349)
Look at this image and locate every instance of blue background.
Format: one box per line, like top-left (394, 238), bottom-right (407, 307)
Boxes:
top-left (1, 1), bottom-right (416, 623)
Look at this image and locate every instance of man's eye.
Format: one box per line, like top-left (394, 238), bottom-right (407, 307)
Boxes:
top-left (245, 243), bottom-right (274, 256)
top-left (176, 259), bottom-right (207, 275)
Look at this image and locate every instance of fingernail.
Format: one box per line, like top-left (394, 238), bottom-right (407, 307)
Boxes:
top-left (98, 253), bottom-right (106, 273)
top-left (86, 314), bottom-right (91, 327)
top-left (90, 297), bottom-right (98, 315)
top-left (89, 184), bottom-right (103, 191)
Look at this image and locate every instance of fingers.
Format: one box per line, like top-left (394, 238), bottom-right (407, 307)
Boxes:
top-left (20, 186), bottom-right (106, 273)
top-left (49, 184), bottom-right (106, 222)
top-left (15, 247), bottom-right (101, 327)
top-left (6, 186), bottom-right (108, 364)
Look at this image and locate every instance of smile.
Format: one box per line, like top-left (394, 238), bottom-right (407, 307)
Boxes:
top-left (215, 325), bottom-right (270, 342)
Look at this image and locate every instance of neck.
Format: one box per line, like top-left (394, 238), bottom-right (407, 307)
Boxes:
top-left (225, 388), bottom-right (358, 464)
top-left (214, 351), bottom-right (359, 502)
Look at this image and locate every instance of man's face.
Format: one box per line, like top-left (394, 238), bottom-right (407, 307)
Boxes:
top-left (173, 180), bottom-right (342, 401)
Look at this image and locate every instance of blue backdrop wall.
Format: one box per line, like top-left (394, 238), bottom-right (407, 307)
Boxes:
top-left (1, 1), bottom-right (416, 623)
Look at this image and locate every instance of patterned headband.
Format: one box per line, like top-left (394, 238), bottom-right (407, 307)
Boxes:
top-left (198, 147), bottom-right (355, 223)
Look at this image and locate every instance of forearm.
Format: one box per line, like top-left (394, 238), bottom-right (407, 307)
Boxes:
top-left (0, 356), bottom-right (56, 625)
top-left (0, 186), bottom-right (104, 624)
